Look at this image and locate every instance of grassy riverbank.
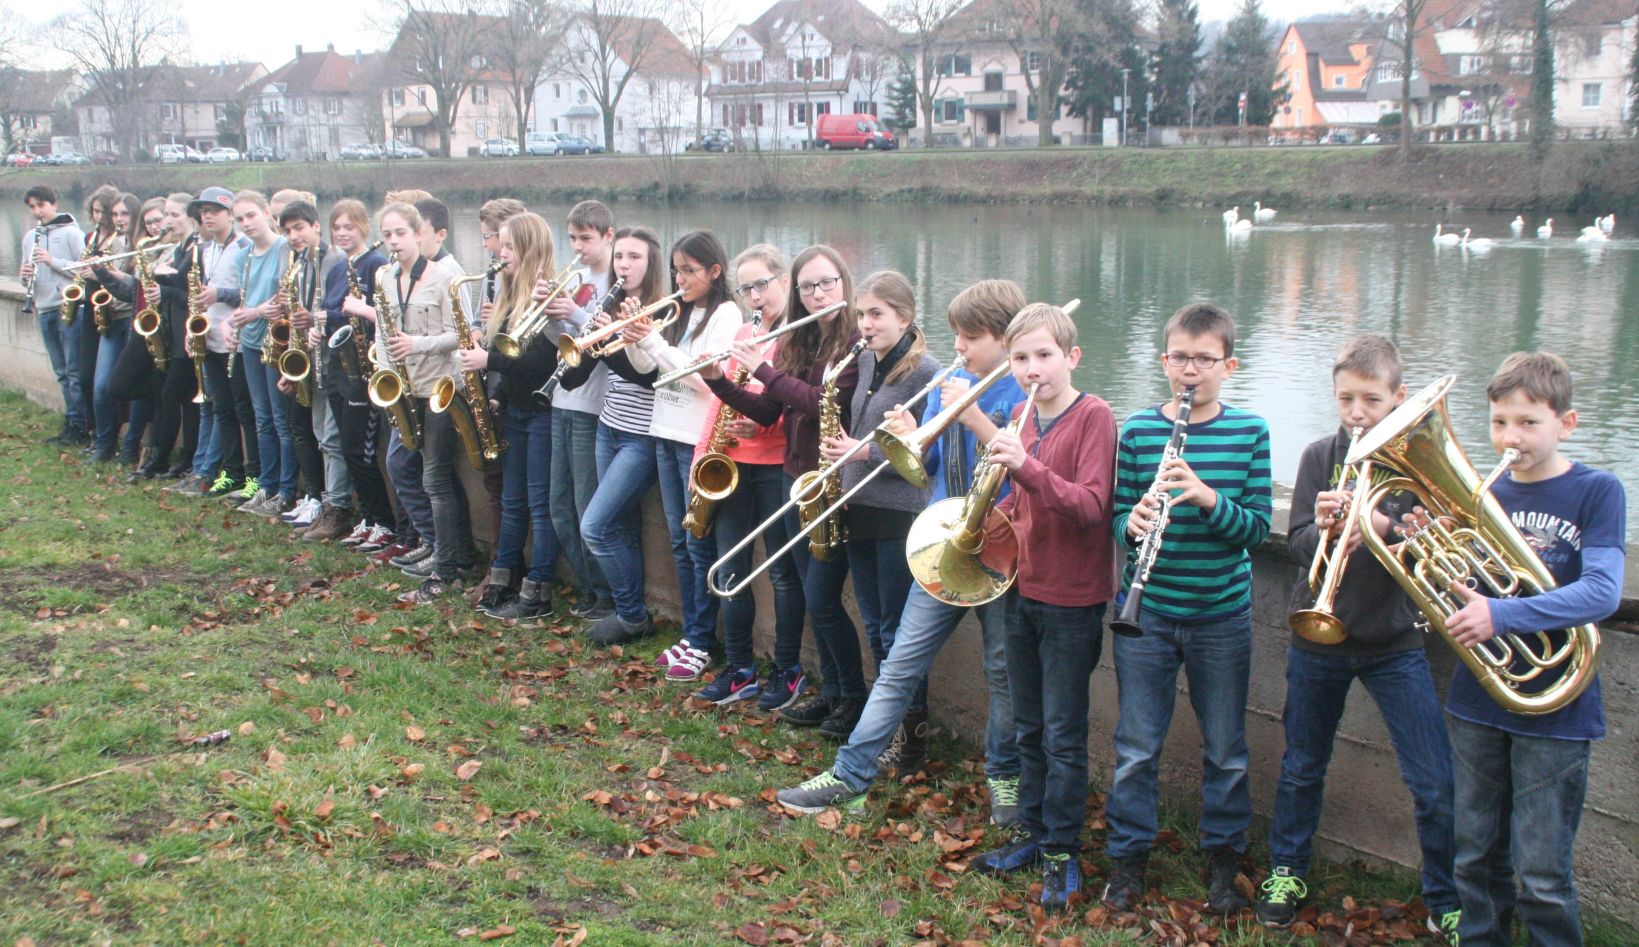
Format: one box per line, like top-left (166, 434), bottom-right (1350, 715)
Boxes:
top-left (0, 389), bottom-right (1627, 945)
top-left (3, 141), bottom-right (1635, 213)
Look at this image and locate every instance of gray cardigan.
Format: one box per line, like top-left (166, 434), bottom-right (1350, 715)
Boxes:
top-left (837, 349), bottom-right (940, 513)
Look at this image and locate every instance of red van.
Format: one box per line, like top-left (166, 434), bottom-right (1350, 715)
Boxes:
top-left (815, 113), bottom-right (897, 151)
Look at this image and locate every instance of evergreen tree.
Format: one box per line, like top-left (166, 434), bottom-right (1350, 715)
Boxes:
top-left (1151, 0), bottom-right (1201, 126)
top-left (1201, 0), bottom-right (1284, 125)
top-left (1529, 0), bottom-right (1555, 156)
top-left (1062, 0), bottom-right (1146, 135)
top-left (886, 72), bottom-right (918, 137)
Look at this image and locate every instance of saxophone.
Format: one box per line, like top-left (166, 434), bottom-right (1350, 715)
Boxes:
top-left (89, 234), bottom-right (116, 336)
top-left (276, 247), bottom-right (316, 407)
top-left (430, 262), bottom-right (505, 470)
top-left (185, 239), bottom-right (210, 404)
top-left (681, 312), bottom-right (762, 539)
top-left (263, 246), bottom-right (296, 366)
top-left (330, 240), bottom-right (382, 381)
top-left (132, 235), bottom-right (169, 371)
top-left (791, 337), bottom-right (867, 562)
top-left (367, 263), bottom-right (423, 450)
top-left (60, 238), bottom-right (96, 325)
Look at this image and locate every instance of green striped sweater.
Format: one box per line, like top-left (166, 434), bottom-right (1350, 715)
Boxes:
top-left (1113, 403), bottom-right (1273, 620)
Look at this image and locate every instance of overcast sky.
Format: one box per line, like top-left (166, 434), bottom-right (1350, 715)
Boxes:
top-left (12, 0), bottom-right (1334, 74)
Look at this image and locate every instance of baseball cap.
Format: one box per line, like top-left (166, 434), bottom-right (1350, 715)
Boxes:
top-left (188, 186), bottom-right (233, 215)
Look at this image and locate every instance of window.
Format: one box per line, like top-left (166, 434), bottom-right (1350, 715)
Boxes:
top-left (1333, 74), bottom-right (1345, 88)
top-left (936, 98), bottom-right (962, 123)
top-left (1286, 40), bottom-right (1296, 55)
top-left (577, 89), bottom-right (588, 104)
top-left (472, 85), bottom-right (488, 105)
top-left (292, 99), bottom-right (304, 116)
top-left (162, 102), bottom-right (175, 119)
top-left (1026, 50), bottom-right (1041, 72)
top-left (1582, 83), bottom-right (1601, 107)
top-left (617, 118), bottom-right (623, 131)
top-left (475, 119), bottom-right (487, 138)
top-left (984, 71), bottom-right (1004, 92)
top-left (936, 53), bottom-right (972, 77)
top-left (416, 89), bottom-right (427, 105)
top-left (816, 102), bottom-right (830, 116)
top-left (215, 104), bottom-right (226, 120)
top-left (550, 118), bottom-right (559, 131)
top-left (325, 97), bottom-right (340, 115)
top-left (1291, 69), bottom-right (1300, 90)
top-left (392, 88), bottom-right (406, 107)
top-left (851, 100), bottom-right (878, 115)
top-left (755, 103), bottom-right (764, 125)
top-left (553, 83), bottom-right (561, 98)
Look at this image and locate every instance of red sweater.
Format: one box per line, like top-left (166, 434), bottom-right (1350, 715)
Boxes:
top-left (996, 392), bottom-right (1118, 607)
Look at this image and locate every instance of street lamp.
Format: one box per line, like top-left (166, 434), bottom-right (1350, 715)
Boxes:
top-left (1121, 67), bottom-right (1130, 146)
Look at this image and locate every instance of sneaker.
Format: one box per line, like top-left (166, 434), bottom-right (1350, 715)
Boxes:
top-left (400, 555), bottom-right (439, 580)
top-left (289, 496), bottom-right (321, 526)
top-left (874, 725), bottom-right (908, 773)
top-left (779, 693), bottom-right (834, 728)
top-left (302, 505), bottom-right (353, 542)
top-left (230, 476), bottom-right (261, 502)
top-left (281, 495), bottom-right (316, 523)
top-left (1205, 847), bottom-right (1248, 914)
top-left (357, 524), bottom-right (396, 553)
top-left (818, 697), bottom-right (866, 741)
top-left (258, 494), bottom-right (295, 518)
top-left (370, 542), bottom-right (412, 563)
top-left (757, 664), bottom-right (809, 712)
top-left (665, 645), bottom-right (714, 683)
top-left (165, 472), bottom-right (203, 495)
top-left (398, 577), bottom-right (448, 605)
top-left (1040, 853), bottom-right (1082, 913)
top-left (585, 611), bottom-right (653, 646)
top-left (972, 834), bottom-right (1041, 875)
top-left (45, 420), bottom-right (72, 445)
top-left (475, 568), bottom-right (515, 613)
top-left (988, 776), bottom-right (1022, 828)
top-left (490, 580), bottom-right (551, 621)
top-left (898, 709), bottom-right (929, 775)
top-left (1428, 909), bottom-right (1460, 944)
top-left (161, 464), bottom-right (191, 480)
top-left (234, 488), bottom-right (270, 513)
top-left (654, 642), bottom-right (687, 670)
top-left (569, 597), bottom-right (614, 620)
top-left (389, 542), bottom-right (435, 568)
top-left (339, 519), bottom-right (375, 546)
top-left (775, 770), bottom-right (865, 816)
top-left (204, 472), bottom-right (240, 499)
top-left (1101, 853), bottom-right (1147, 912)
top-left (693, 666), bottom-right (760, 705)
top-left (1255, 867), bottom-right (1307, 928)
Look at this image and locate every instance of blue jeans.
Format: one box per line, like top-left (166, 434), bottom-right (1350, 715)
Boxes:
top-left (551, 409), bottom-right (610, 608)
top-left (194, 352), bottom-right (231, 480)
top-left (1105, 608), bottom-right (1253, 860)
top-left (1450, 714), bottom-right (1590, 947)
top-left (583, 425), bottom-right (657, 623)
top-left (238, 351), bottom-right (296, 498)
top-left (1006, 593), bottom-right (1106, 855)
top-left (834, 582), bottom-right (1016, 790)
top-left (38, 307), bottom-right (85, 430)
top-left (386, 425), bottom-right (432, 546)
top-left (846, 532), bottom-right (922, 709)
top-left (492, 406), bottom-right (560, 584)
top-left (1269, 646), bottom-right (1457, 914)
top-left (421, 407), bottom-right (477, 579)
top-left (93, 316), bottom-right (146, 454)
top-left (656, 440), bottom-right (720, 653)
top-left (714, 463), bottom-right (805, 671)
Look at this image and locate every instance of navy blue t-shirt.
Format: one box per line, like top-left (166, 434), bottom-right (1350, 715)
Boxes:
top-left (1446, 462), bottom-right (1626, 740)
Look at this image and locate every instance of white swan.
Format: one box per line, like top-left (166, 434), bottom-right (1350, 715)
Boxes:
top-left (1537, 218), bottom-right (1553, 239)
top-left (1228, 217), bottom-right (1253, 234)
top-left (1461, 229), bottom-right (1494, 252)
top-left (1253, 201), bottom-right (1277, 222)
top-left (1577, 223), bottom-right (1608, 243)
top-left (1598, 213), bottom-right (1615, 233)
top-left (1510, 215), bottom-right (1524, 236)
top-left (1222, 206), bottom-right (1240, 227)
top-left (1433, 223), bottom-right (1462, 246)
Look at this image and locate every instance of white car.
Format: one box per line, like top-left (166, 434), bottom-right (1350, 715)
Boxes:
top-left (207, 147), bottom-right (241, 163)
top-left (480, 138), bottom-right (519, 157)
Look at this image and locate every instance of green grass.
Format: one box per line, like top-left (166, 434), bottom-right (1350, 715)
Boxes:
top-left (0, 387), bottom-right (1627, 945)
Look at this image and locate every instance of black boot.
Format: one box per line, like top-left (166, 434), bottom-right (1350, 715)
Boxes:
top-left (898, 709), bottom-right (930, 774)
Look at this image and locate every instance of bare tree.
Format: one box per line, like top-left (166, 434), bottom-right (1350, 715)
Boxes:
top-left (886, 0), bottom-right (963, 146)
top-left (995, 0), bottom-right (1090, 146)
top-left (484, 0), bottom-right (568, 149)
top-left (51, 0), bottom-right (185, 160)
top-left (355, 57), bottom-right (393, 145)
top-left (1355, 0), bottom-right (1432, 157)
top-left (560, 0), bottom-right (668, 153)
top-left (390, 0), bottom-right (489, 157)
top-left (852, 44), bottom-right (895, 116)
top-left (670, 0), bottom-right (732, 143)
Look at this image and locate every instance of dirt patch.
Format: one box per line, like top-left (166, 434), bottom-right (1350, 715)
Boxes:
top-left (0, 563), bottom-right (204, 614)
top-left (529, 888), bottom-right (622, 921)
top-left (7, 633), bottom-right (57, 671)
top-left (105, 805), bottom-right (173, 845)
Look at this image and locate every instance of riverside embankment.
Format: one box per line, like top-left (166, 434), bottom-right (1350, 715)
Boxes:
top-left (3, 140), bottom-right (1635, 212)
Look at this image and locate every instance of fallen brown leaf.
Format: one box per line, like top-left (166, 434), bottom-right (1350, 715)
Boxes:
top-left (456, 760), bottom-right (482, 781)
top-left (478, 925), bottom-right (515, 940)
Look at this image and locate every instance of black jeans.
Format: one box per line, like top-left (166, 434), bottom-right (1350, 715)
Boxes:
top-left (203, 352), bottom-right (257, 483)
top-left (147, 356), bottom-right (201, 471)
top-left (289, 393), bottom-right (323, 501)
top-left (75, 308), bottom-right (97, 437)
top-left (330, 384), bottom-right (394, 528)
top-left (422, 406), bottom-right (478, 579)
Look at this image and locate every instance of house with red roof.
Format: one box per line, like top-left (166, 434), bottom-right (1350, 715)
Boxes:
top-left (248, 45), bottom-right (384, 161)
top-left (533, 14), bottom-right (702, 154)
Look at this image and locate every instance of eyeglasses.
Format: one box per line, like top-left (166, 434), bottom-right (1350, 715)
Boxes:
top-left (672, 263), bottom-right (705, 278)
top-left (479, 231), bottom-right (499, 241)
top-left (735, 276), bottom-right (777, 298)
top-left (796, 275), bottom-right (840, 297)
top-left (1164, 353), bottom-right (1228, 369)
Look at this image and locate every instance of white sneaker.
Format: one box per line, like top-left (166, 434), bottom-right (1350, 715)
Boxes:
top-left (280, 495), bottom-right (313, 523)
top-left (339, 519), bottom-right (374, 546)
top-left (235, 488), bottom-right (270, 514)
top-left (290, 497), bottom-right (321, 527)
top-left (356, 523), bottom-right (394, 552)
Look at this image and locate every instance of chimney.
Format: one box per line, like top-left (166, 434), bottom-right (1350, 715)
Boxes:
top-left (327, 43), bottom-right (335, 53)
top-left (355, 50), bottom-right (363, 65)
top-left (295, 45), bottom-right (303, 60)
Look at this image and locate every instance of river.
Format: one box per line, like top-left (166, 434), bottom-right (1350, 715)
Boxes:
top-left (7, 200), bottom-right (1636, 534)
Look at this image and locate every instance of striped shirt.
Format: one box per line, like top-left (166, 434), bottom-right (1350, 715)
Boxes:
top-left (1113, 403), bottom-right (1272, 621)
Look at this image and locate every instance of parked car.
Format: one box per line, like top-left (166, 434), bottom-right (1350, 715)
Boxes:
top-left (479, 138), bottom-right (519, 157)
top-left (530, 132), bottom-right (593, 156)
top-left (4, 152), bottom-right (35, 167)
top-left (39, 152), bottom-right (90, 166)
top-left (814, 113), bottom-right (896, 151)
top-left (383, 140), bottom-right (428, 159)
top-left (207, 147), bottom-right (241, 163)
top-left (686, 129), bottom-right (734, 152)
top-left (92, 151), bottom-right (119, 165)
top-left (339, 142), bottom-right (382, 160)
top-left (245, 146), bottom-right (284, 162)
top-left (576, 137), bottom-right (604, 155)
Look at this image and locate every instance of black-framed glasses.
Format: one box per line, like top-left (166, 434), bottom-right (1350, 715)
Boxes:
top-left (1164, 353), bottom-right (1227, 369)
top-left (797, 275), bottom-right (840, 296)
top-left (735, 276), bottom-right (776, 298)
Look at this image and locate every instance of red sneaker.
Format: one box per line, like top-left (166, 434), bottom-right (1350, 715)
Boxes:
top-left (370, 542), bottom-right (412, 563)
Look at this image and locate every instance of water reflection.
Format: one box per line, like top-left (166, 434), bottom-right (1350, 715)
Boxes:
top-left (5, 200), bottom-right (1635, 535)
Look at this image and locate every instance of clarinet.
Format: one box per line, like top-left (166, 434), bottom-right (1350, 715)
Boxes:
top-left (1109, 384), bottom-right (1197, 638)
top-left (21, 225), bottom-right (44, 315)
top-left (531, 276), bottom-right (624, 406)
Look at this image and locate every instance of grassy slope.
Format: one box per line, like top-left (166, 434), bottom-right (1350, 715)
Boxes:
top-left (0, 389), bottom-right (1626, 946)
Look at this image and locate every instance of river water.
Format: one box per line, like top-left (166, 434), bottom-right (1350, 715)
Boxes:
top-left (8, 200), bottom-right (1636, 534)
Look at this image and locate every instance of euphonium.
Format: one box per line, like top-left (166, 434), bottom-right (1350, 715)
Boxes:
top-left (904, 384), bottom-right (1039, 607)
top-left (1289, 426), bottom-right (1369, 645)
top-left (492, 254), bottom-right (587, 358)
top-left (133, 236), bottom-right (169, 372)
top-left (1345, 375), bottom-right (1600, 715)
top-left (681, 312), bottom-right (762, 539)
top-left (558, 290), bottom-right (684, 367)
top-left (429, 262), bottom-right (505, 470)
top-left (277, 248), bottom-right (317, 407)
top-left (185, 239), bottom-right (209, 404)
top-left (793, 338), bottom-right (868, 562)
top-left (367, 263), bottom-right (424, 451)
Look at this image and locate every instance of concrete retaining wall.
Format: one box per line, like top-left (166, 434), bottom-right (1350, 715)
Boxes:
top-left (3, 282), bottom-right (1634, 920)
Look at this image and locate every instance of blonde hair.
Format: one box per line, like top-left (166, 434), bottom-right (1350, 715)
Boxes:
top-left (480, 198), bottom-right (528, 229)
top-left (948, 279), bottom-right (1025, 339)
top-left (1005, 303), bottom-right (1077, 353)
top-left (491, 213), bottom-right (556, 344)
top-left (231, 189), bottom-right (270, 212)
top-left (731, 243), bottom-right (788, 322)
top-left (385, 188), bottom-right (433, 205)
top-left (328, 198), bottom-right (370, 234)
top-left (377, 201), bottom-right (424, 235)
top-left (270, 188), bottom-right (315, 208)
top-left (857, 270), bottom-right (925, 385)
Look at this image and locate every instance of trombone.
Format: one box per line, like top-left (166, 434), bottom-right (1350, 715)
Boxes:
top-left (557, 290), bottom-right (684, 368)
top-left (491, 254), bottom-right (588, 358)
top-left (706, 351), bottom-right (970, 600)
top-left (651, 302), bottom-right (845, 387)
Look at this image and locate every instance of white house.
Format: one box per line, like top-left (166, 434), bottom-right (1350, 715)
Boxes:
top-left (1553, 0), bottom-right (1636, 137)
top-left (533, 15), bottom-right (700, 154)
top-left (249, 45), bottom-right (383, 160)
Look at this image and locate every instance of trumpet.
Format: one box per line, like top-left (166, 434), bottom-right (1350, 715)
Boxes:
top-left (904, 384), bottom-right (1039, 606)
top-left (1110, 384), bottom-right (1197, 638)
top-left (651, 302), bottom-right (845, 387)
top-left (707, 347), bottom-right (966, 599)
top-left (1289, 427), bottom-right (1369, 645)
top-left (491, 254), bottom-right (587, 358)
top-left (557, 290), bottom-right (684, 368)
top-left (531, 277), bottom-right (625, 405)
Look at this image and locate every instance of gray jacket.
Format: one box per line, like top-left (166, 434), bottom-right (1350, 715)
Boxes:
top-left (20, 213), bottom-right (85, 312)
top-left (838, 349), bottom-right (940, 513)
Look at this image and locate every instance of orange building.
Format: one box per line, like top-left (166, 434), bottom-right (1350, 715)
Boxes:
top-left (1271, 19), bottom-right (1377, 133)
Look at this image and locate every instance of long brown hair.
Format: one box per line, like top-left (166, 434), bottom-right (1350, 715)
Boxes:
top-left (857, 270), bottom-right (926, 386)
top-left (86, 185), bottom-right (120, 244)
top-left (614, 226), bottom-right (665, 310)
top-left (667, 229), bottom-right (733, 346)
top-left (775, 244), bottom-right (857, 375)
top-left (491, 212), bottom-right (555, 344)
